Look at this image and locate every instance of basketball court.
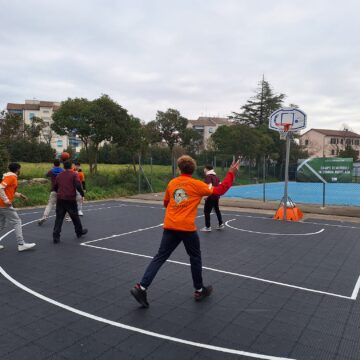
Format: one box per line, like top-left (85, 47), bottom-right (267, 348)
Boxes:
top-left (1, 199), bottom-right (360, 359)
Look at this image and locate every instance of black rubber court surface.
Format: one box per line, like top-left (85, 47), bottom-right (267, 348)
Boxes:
top-left (1, 200), bottom-right (360, 360)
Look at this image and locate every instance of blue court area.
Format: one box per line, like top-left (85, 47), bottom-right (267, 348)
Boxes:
top-left (224, 181), bottom-right (360, 206)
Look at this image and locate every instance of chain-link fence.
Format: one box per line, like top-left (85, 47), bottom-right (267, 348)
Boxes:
top-left (137, 154), bottom-right (360, 207)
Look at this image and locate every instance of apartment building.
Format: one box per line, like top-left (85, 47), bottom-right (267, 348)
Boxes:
top-left (187, 116), bottom-right (231, 149)
top-left (6, 100), bottom-right (82, 155)
top-left (299, 128), bottom-right (360, 158)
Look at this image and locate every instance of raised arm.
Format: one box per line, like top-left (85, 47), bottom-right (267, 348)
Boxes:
top-left (212, 159), bottom-right (240, 196)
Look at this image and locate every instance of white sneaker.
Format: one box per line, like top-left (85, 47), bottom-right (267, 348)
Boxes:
top-left (200, 227), bottom-right (212, 232)
top-left (78, 210), bottom-right (84, 216)
top-left (216, 224), bottom-right (225, 230)
top-left (0, 244), bottom-right (4, 250)
top-left (65, 216), bottom-right (72, 222)
top-left (18, 243), bottom-right (36, 252)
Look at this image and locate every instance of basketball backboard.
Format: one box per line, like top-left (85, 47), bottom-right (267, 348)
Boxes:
top-left (269, 108), bottom-right (307, 132)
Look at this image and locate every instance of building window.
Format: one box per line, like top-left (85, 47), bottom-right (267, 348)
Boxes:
top-left (29, 113), bottom-right (35, 120)
top-left (355, 140), bottom-right (360, 145)
top-left (340, 139), bottom-right (344, 144)
top-left (56, 140), bottom-right (63, 147)
top-left (331, 150), bottom-right (335, 155)
top-left (42, 110), bottom-right (49, 113)
top-left (208, 128), bottom-right (214, 133)
top-left (346, 139), bottom-right (351, 145)
top-left (330, 138), bottom-right (337, 144)
top-left (304, 139), bottom-right (309, 146)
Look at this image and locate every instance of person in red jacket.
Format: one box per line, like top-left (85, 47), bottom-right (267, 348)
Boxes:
top-left (200, 164), bottom-right (224, 232)
top-left (130, 155), bottom-right (239, 308)
top-left (52, 161), bottom-right (87, 243)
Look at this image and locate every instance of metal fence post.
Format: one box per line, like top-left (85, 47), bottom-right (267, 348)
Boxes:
top-left (322, 182), bottom-right (326, 208)
top-left (263, 156), bottom-right (266, 202)
top-left (138, 153), bottom-right (141, 194)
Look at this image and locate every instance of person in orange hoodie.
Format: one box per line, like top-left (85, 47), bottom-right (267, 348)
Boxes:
top-left (0, 163), bottom-right (36, 252)
top-left (131, 155), bottom-right (240, 308)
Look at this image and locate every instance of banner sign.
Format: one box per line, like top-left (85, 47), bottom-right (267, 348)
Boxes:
top-left (297, 157), bottom-right (353, 183)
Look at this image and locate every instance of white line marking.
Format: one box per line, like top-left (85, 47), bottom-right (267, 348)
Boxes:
top-left (351, 276), bottom-right (360, 300)
top-left (0, 266), bottom-right (294, 360)
top-left (0, 217), bottom-right (290, 359)
top-left (81, 243), bottom-right (353, 300)
top-left (225, 219), bottom-right (325, 236)
top-left (222, 213), bottom-right (360, 230)
top-left (82, 223), bottom-right (164, 245)
top-left (18, 203), bottom-right (121, 216)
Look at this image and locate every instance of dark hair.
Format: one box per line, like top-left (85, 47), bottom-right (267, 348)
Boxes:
top-left (74, 161), bottom-right (80, 166)
top-left (54, 159), bottom-right (61, 166)
top-left (204, 164), bottom-right (213, 171)
top-left (9, 163), bottom-right (21, 173)
top-left (177, 155), bottom-right (196, 174)
top-left (63, 160), bottom-right (72, 170)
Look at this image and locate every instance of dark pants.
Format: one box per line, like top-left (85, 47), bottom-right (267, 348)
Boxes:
top-left (140, 229), bottom-right (203, 290)
top-left (53, 199), bottom-right (83, 240)
top-left (204, 196), bottom-right (223, 228)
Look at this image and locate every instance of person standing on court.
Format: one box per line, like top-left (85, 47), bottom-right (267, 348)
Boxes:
top-left (53, 160), bottom-right (87, 243)
top-left (0, 163), bottom-right (36, 252)
top-left (130, 155), bottom-right (240, 308)
top-left (38, 159), bottom-right (64, 226)
top-left (73, 161), bottom-right (85, 216)
top-left (200, 164), bottom-right (224, 232)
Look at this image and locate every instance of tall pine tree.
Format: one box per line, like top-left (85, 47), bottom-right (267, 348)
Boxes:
top-left (231, 76), bottom-right (285, 127)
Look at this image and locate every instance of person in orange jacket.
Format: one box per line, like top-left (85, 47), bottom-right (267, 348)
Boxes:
top-left (0, 163), bottom-right (36, 252)
top-left (131, 155), bottom-right (240, 308)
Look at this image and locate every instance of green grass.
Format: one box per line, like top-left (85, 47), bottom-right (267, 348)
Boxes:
top-left (15, 162), bottom-right (259, 208)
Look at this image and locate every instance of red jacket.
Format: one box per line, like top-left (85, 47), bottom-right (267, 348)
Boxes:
top-left (54, 171), bottom-right (84, 201)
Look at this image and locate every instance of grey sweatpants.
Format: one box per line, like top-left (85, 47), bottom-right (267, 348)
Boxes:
top-left (0, 206), bottom-right (24, 245)
top-left (43, 191), bottom-right (82, 219)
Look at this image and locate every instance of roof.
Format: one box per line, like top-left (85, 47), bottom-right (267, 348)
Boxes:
top-left (302, 128), bottom-right (360, 138)
top-left (7, 101), bottom-right (59, 111)
top-left (188, 117), bottom-right (230, 127)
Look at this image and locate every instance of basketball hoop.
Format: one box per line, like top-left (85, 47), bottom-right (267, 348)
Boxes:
top-left (278, 124), bottom-right (291, 140)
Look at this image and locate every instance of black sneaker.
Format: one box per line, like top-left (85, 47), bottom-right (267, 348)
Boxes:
top-left (38, 218), bottom-right (47, 226)
top-left (77, 229), bottom-right (88, 238)
top-left (194, 285), bottom-right (213, 302)
top-left (53, 237), bottom-right (60, 244)
top-left (130, 284), bottom-right (149, 308)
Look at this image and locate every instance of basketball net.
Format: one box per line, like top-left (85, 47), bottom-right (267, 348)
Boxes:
top-left (279, 124), bottom-right (291, 140)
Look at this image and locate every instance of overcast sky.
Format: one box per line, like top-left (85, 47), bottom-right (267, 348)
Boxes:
top-left (1, 0), bottom-right (360, 133)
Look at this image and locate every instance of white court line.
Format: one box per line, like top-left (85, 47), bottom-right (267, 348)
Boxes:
top-left (81, 242), bottom-right (355, 300)
top-left (82, 223), bottom-right (164, 245)
top-left (222, 212), bottom-right (360, 230)
top-left (0, 266), bottom-right (294, 360)
top-left (225, 219), bottom-right (325, 236)
top-left (120, 204), bottom-right (360, 230)
top-left (18, 202), bottom-right (116, 216)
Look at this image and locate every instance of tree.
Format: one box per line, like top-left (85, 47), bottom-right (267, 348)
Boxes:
top-left (230, 77), bottom-right (285, 127)
top-left (24, 116), bottom-right (46, 142)
top-left (339, 145), bottom-right (358, 162)
top-left (154, 109), bottom-right (188, 152)
top-left (211, 124), bottom-right (261, 159)
top-left (153, 109), bottom-right (190, 175)
top-left (52, 95), bottom-right (131, 174)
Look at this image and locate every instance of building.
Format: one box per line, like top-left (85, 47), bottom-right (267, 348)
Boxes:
top-left (6, 100), bottom-right (82, 155)
top-left (300, 128), bottom-right (360, 158)
top-left (187, 116), bottom-right (232, 149)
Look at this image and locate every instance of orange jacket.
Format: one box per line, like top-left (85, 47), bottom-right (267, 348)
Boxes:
top-left (0, 172), bottom-right (18, 207)
top-left (163, 171), bottom-right (234, 231)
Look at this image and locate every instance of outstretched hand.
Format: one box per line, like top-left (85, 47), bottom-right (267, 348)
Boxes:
top-left (229, 157), bottom-right (241, 174)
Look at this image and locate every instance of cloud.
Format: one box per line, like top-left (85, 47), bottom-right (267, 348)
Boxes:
top-left (0, 0), bottom-right (360, 133)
